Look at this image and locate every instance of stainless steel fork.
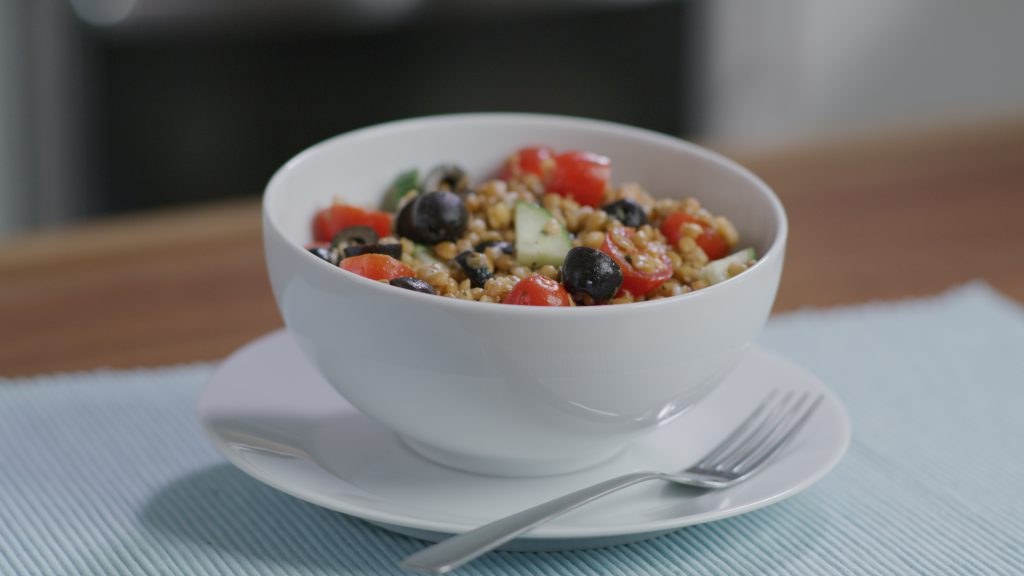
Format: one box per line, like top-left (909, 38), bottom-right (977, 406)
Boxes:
top-left (400, 389), bottom-right (824, 574)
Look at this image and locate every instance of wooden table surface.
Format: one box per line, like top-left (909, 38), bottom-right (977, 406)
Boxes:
top-left (2, 120), bottom-right (1023, 377)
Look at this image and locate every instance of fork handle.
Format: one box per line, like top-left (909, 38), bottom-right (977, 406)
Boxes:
top-left (399, 471), bottom-right (661, 574)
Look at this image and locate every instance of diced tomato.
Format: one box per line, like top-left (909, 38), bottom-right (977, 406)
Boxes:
top-left (312, 204), bottom-right (393, 243)
top-left (659, 211), bottom-right (696, 246)
top-left (502, 274), bottom-right (573, 306)
top-left (599, 226), bottom-right (672, 297)
top-left (545, 151), bottom-right (610, 207)
top-left (695, 228), bottom-right (728, 261)
top-left (339, 254), bottom-right (413, 282)
top-left (498, 146), bottom-right (555, 180)
top-left (659, 211), bottom-right (728, 260)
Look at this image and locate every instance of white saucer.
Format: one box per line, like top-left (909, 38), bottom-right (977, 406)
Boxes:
top-left (198, 330), bottom-right (850, 551)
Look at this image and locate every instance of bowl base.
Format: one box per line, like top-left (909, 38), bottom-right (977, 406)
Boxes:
top-left (400, 436), bottom-right (625, 477)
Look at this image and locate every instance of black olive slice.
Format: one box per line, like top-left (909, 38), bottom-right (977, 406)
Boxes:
top-left (307, 245), bottom-right (337, 265)
top-left (561, 246), bottom-right (623, 303)
top-left (342, 243), bottom-right (403, 260)
top-left (330, 226), bottom-right (380, 253)
top-left (474, 240), bottom-right (514, 255)
top-left (423, 164), bottom-right (470, 194)
top-left (455, 250), bottom-right (494, 289)
top-left (602, 199), bottom-right (648, 228)
top-left (389, 276), bottom-right (438, 295)
top-left (395, 191), bottom-right (468, 244)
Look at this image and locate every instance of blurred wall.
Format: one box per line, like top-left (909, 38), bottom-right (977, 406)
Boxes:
top-left (703, 0), bottom-right (1024, 149)
top-left (1, 0), bottom-right (97, 240)
top-left (0, 1), bottom-right (33, 238)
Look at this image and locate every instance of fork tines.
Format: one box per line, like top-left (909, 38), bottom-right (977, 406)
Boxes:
top-left (689, 389), bottom-right (824, 481)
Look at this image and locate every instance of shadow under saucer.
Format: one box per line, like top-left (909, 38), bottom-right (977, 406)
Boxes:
top-left (140, 464), bottom-right (420, 572)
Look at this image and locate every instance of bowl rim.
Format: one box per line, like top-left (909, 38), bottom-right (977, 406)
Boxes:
top-left (263, 112), bottom-right (788, 316)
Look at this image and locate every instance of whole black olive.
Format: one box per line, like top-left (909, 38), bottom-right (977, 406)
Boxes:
top-left (330, 226), bottom-right (380, 253)
top-left (342, 243), bottom-right (403, 260)
top-left (307, 245), bottom-right (337, 265)
top-left (423, 164), bottom-right (470, 194)
top-left (474, 240), bottom-right (514, 255)
top-left (396, 191), bottom-right (468, 244)
top-left (561, 246), bottom-right (623, 303)
top-left (602, 199), bottom-right (648, 228)
top-left (454, 250), bottom-right (494, 289)
top-left (389, 276), bottom-right (437, 295)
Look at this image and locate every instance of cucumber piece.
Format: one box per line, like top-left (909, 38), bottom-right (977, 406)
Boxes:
top-left (514, 202), bottom-right (572, 267)
top-left (413, 244), bottom-right (442, 266)
top-left (383, 169), bottom-right (419, 212)
top-left (700, 248), bottom-right (757, 285)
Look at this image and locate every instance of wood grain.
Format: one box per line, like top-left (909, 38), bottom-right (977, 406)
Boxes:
top-left (2, 120), bottom-right (1022, 377)
top-left (0, 201), bottom-right (282, 375)
top-left (727, 119), bottom-right (1024, 310)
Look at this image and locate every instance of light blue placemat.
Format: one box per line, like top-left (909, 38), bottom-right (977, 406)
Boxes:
top-left (3, 283), bottom-right (1023, 575)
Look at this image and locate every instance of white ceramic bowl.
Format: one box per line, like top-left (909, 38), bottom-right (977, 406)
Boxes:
top-left (263, 113), bottom-right (787, 476)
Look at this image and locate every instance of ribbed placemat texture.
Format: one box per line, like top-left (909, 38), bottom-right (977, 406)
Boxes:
top-left (2, 283), bottom-right (1023, 575)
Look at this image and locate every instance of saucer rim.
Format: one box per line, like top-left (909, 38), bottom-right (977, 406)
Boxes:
top-left (198, 329), bottom-right (851, 539)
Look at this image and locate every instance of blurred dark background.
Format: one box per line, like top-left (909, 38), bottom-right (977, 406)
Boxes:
top-left (2, 0), bottom-right (1022, 238)
top-left (2, 0), bottom-right (705, 234)
top-left (100, 2), bottom-right (700, 214)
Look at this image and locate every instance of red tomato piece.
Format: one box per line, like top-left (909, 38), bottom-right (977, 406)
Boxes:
top-left (659, 211), bottom-right (728, 260)
top-left (502, 274), bottom-right (573, 307)
top-left (498, 146), bottom-right (555, 180)
top-left (312, 204), bottom-right (393, 243)
top-left (364, 211), bottom-right (393, 238)
top-left (695, 228), bottom-right (728, 261)
top-left (545, 150), bottom-right (610, 207)
top-left (599, 226), bottom-right (672, 297)
top-left (339, 254), bottom-right (413, 282)
top-left (659, 211), bottom-right (695, 247)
